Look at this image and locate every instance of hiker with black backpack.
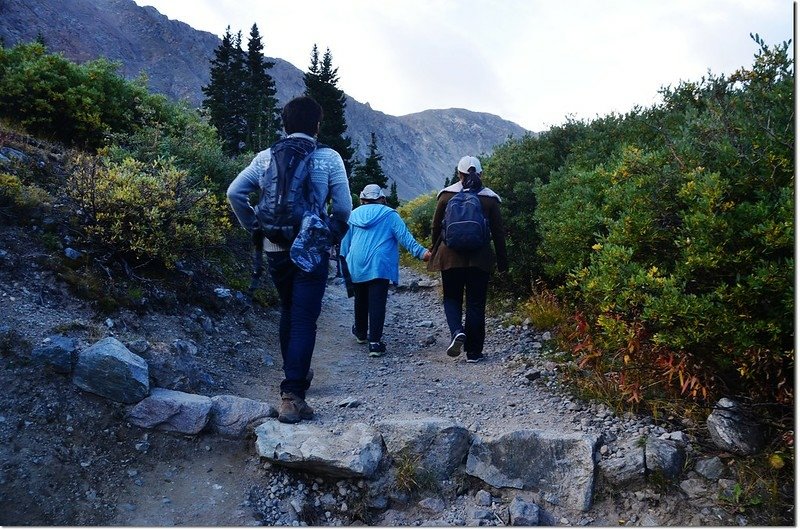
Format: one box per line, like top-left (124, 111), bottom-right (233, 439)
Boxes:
top-left (226, 96), bottom-right (352, 424)
top-left (427, 156), bottom-right (508, 363)
top-left (339, 184), bottom-right (431, 357)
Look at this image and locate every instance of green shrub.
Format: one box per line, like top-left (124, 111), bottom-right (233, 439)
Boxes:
top-left (106, 99), bottom-right (244, 193)
top-left (0, 172), bottom-right (52, 220)
top-left (548, 38), bottom-right (792, 405)
top-left (0, 42), bottom-right (150, 148)
top-left (65, 154), bottom-right (231, 268)
top-left (397, 191), bottom-right (437, 247)
top-left (486, 36), bottom-right (793, 408)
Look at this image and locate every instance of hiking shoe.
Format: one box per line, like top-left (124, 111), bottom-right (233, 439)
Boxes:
top-left (368, 341), bottom-right (387, 357)
top-left (278, 392), bottom-right (314, 424)
top-left (466, 352), bottom-right (485, 363)
top-left (446, 332), bottom-right (466, 357)
top-left (352, 325), bottom-right (368, 344)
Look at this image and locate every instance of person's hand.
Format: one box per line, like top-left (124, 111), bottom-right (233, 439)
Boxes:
top-left (422, 250), bottom-right (432, 262)
top-left (252, 228), bottom-right (265, 246)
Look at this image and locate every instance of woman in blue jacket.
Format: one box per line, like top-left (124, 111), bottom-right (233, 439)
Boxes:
top-left (340, 184), bottom-right (431, 356)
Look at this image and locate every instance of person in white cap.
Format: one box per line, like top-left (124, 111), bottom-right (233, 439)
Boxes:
top-left (340, 184), bottom-right (431, 356)
top-left (427, 156), bottom-right (508, 363)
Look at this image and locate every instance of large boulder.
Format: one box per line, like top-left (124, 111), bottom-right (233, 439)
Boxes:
top-left (376, 415), bottom-right (470, 479)
top-left (466, 429), bottom-right (599, 511)
top-left (127, 387), bottom-right (212, 434)
top-left (255, 421), bottom-right (383, 478)
top-left (72, 337), bottom-right (149, 403)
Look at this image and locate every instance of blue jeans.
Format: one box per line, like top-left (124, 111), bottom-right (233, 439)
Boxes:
top-left (441, 267), bottom-right (490, 355)
top-left (266, 250), bottom-right (328, 399)
top-left (352, 279), bottom-right (390, 342)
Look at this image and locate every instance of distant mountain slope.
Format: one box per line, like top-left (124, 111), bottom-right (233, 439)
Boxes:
top-left (0, 0), bottom-right (531, 199)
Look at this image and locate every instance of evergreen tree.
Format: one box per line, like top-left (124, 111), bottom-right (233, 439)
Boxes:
top-left (387, 180), bottom-right (400, 208)
top-left (244, 24), bottom-right (281, 152)
top-left (202, 27), bottom-right (248, 154)
top-left (304, 45), bottom-right (355, 175)
top-left (349, 132), bottom-right (387, 196)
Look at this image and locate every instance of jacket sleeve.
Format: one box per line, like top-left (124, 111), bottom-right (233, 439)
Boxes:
top-left (487, 200), bottom-right (508, 272)
top-left (339, 223), bottom-right (352, 257)
top-left (391, 211), bottom-right (427, 259)
top-left (325, 151), bottom-right (352, 244)
top-left (430, 194), bottom-right (447, 247)
top-left (226, 150), bottom-right (269, 233)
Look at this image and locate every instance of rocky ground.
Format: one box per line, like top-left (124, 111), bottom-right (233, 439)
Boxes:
top-left (0, 222), bottom-right (764, 526)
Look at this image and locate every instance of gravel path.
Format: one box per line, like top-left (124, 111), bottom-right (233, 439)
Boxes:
top-left (0, 227), bottom-right (742, 525)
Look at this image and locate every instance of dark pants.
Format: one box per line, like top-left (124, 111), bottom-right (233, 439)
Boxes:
top-left (441, 267), bottom-right (490, 355)
top-left (266, 250), bottom-right (328, 399)
top-left (352, 278), bottom-right (390, 342)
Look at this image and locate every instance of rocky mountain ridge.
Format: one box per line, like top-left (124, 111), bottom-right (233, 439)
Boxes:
top-left (0, 0), bottom-right (530, 199)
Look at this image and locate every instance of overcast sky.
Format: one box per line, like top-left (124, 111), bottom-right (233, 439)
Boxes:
top-left (132, 0), bottom-right (792, 132)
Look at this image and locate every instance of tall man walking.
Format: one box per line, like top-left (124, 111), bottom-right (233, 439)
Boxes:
top-left (227, 96), bottom-right (352, 423)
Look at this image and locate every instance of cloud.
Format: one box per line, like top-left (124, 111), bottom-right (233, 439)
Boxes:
top-left (133, 0), bottom-right (793, 131)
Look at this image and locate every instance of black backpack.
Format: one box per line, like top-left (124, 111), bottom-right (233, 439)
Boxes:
top-left (442, 189), bottom-right (490, 252)
top-left (255, 136), bottom-right (319, 246)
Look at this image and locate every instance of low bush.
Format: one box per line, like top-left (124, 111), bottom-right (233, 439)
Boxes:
top-left (397, 191), bottom-right (437, 247)
top-left (0, 172), bottom-right (52, 220)
top-left (65, 153), bottom-right (231, 269)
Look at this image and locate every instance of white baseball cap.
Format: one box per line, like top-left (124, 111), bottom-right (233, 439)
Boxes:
top-left (359, 184), bottom-right (386, 200)
top-left (457, 155), bottom-right (482, 174)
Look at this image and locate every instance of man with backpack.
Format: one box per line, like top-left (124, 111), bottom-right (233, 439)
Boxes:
top-left (227, 96), bottom-right (352, 423)
top-left (427, 156), bottom-right (507, 363)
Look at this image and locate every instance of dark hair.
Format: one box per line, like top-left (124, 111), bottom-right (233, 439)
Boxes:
top-left (461, 167), bottom-right (484, 191)
top-left (282, 96), bottom-right (324, 136)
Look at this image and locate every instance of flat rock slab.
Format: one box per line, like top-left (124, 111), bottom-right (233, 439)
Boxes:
top-left (466, 429), bottom-right (599, 511)
top-left (209, 394), bottom-right (277, 438)
top-left (127, 387), bottom-right (212, 434)
top-left (254, 421), bottom-right (383, 478)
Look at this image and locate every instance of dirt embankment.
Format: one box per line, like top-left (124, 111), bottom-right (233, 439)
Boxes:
top-left (0, 223), bottom-right (746, 526)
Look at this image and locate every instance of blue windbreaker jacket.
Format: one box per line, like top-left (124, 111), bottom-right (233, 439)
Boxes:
top-left (340, 204), bottom-right (427, 284)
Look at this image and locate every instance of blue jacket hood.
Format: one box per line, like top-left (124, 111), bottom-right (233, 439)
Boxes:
top-left (348, 204), bottom-right (395, 228)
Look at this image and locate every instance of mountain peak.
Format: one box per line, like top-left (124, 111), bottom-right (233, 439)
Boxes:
top-left (0, 0), bottom-right (530, 199)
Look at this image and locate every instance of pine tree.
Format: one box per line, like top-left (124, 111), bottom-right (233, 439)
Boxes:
top-left (304, 45), bottom-right (355, 175)
top-left (202, 27), bottom-right (247, 154)
top-left (244, 24), bottom-right (280, 152)
top-left (349, 132), bottom-right (387, 196)
top-left (387, 181), bottom-right (400, 208)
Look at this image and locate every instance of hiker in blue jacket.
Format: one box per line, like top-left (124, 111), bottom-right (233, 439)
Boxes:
top-left (340, 184), bottom-right (431, 357)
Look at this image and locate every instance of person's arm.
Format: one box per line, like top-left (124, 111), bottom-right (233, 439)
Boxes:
top-left (226, 150), bottom-right (269, 233)
top-left (390, 211), bottom-right (427, 259)
top-left (430, 195), bottom-right (447, 246)
top-left (325, 151), bottom-right (352, 243)
top-left (487, 200), bottom-right (508, 272)
top-left (339, 224), bottom-right (352, 257)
